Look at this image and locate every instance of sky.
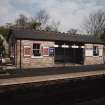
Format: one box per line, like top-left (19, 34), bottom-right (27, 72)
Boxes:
top-left (0, 0), bottom-right (105, 32)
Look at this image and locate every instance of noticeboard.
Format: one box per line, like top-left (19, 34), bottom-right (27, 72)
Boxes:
top-left (49, 47), bottom-right (55, 56)
top-left (43, 47), bottom-right (49, 56)
top-left (23, 46), bottom-right (31, 57)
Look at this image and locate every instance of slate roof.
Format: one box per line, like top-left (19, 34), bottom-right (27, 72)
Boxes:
top-left (10, 29), bottom-right (104, 44)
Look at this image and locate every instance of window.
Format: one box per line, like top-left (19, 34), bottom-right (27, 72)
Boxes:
top-left (33, 43), bottom-right (41, 56)
top-left (93, 46), bottom-right (99, 56)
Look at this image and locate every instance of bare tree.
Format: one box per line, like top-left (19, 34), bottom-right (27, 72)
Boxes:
top-left (0, 37), bottom-right (5, 57)
top-left (16, 14), bottom-right (28, 27)
top-left (83, 9), bottom-right (105, 37)
top-left (45, 25), bottom-right (53, 31)
top-left (45, 21), bottom-right (60, 32)
top-left (100, 28), bottom-right (105, 41)
top-left (67, 28), bottom-right (78, 35)
top-left (30, 18), bottom-right (41, 30)
top-left (36, 9), bottom-right (50, 29)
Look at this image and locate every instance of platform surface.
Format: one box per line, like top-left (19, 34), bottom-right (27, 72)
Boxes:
top-left (0, 69), bottom-right (105, 86)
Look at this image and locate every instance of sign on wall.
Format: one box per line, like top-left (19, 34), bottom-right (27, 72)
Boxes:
top-left (23, 46), bottom-right (31, 57)
top-left (43, 47), bottom-right (49, 56)
top-left (49, 47), bottom-right (55, 56)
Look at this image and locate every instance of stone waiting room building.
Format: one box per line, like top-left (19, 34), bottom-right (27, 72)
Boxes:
top-left (8, 29), bottom-right (105, 68)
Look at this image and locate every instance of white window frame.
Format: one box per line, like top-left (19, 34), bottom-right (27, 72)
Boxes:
top-left (32, 43), bottom-right (42, 57)
top-left (93, 46), bottom-right (99, 56)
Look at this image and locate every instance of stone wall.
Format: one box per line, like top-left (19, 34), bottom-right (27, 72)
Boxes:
top-left (15, 41), bottom-right (104, 68)
top-left (16, 40), bottom-right (55, 68)
top-left (84, 44), bottom-right (104, 65)
top-left (84, 56), bottom-right (103, 65)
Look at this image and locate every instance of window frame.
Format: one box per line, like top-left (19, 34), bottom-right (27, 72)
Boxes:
top-left (93, 46), bottom-right (99, 56)
top-left (32, 43), bottom-right (42, 57)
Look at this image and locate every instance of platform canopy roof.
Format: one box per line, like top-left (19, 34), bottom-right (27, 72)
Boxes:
top-left (9, 29), bottom-right (105, 44)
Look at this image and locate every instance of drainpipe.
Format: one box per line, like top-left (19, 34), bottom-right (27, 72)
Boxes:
top-left (20, 40), bottom-right (22, 69)
top-left (16, 40), bottom-right (17, 68)
top-left (103, 45), bottom-right (105, 64)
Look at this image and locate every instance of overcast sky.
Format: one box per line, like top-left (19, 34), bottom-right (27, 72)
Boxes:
top-left (0, 0), bottom-right (105, 32)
